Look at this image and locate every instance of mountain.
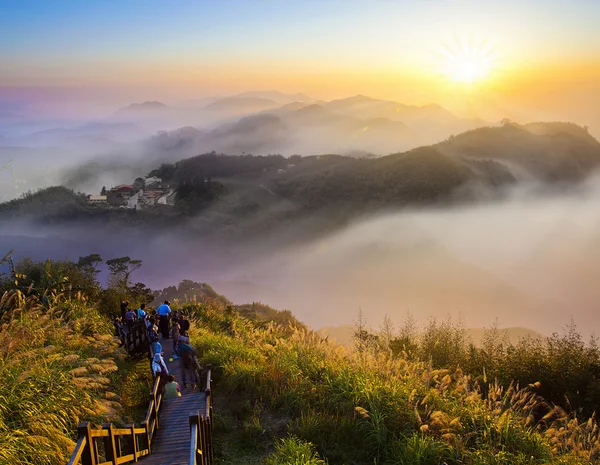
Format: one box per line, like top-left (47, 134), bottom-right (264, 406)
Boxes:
top-left (202, 114), bottom-right (291, 154)
top-left (278, 104), bottom-right (414, 154)
top-left (143, 115), bottom-right (291, 158)
top-left (436, 122), bottom-right (600, 182)
top-left (115, 101), bottom-right (170, 117)
top-left (172, 96), bottom-right (222, 107)
top-left (324, 95), bottom-right (484, 141)
top-left (269, 146), bottom-right (513, 210)
top-left (202, 97), bottom-right (281, 117)
top-left (325, 95), bottom-right (455, 122)
top-left (145, 126), bottom-right (205, 157)
top-left (269, 121), bottom-right (600, 209)
top-left (232, 90), bottom-right (314, 105)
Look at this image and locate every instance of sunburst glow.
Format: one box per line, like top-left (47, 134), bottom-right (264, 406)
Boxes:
top-left (435, 37), bottom-right (497, 85)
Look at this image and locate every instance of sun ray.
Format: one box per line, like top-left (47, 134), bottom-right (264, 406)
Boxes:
top-left (431, 35), bottom-right (499, 85)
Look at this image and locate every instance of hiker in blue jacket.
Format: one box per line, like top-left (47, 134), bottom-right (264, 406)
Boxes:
top-left (156, 300), bottom-right (171, 338)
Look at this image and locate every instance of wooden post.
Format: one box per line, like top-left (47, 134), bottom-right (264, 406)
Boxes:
top-left (189, 413), bottom-right (198, 465)
top-left (206, 414), bottom-right (213, 463)
top-left (102, 423), bottom-right (118, 465)
top-left (153, 375), bottom-right (160, 430)
top-left (77, 422), bottom-right (96, 465)
top-left (203, 418), bottom-right (209, 465)
top-left (128, 424), bottom-right (139, 462)
top-left (141, 420), bottom-right (151, 455)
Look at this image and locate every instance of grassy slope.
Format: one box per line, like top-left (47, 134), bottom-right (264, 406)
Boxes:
top-left (0, 292), bottom-right (146, 465)
top-left (181, 301), bottom-right (597, 465)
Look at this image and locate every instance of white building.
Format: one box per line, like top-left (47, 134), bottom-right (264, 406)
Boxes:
top-left (126, 191), bottom-right (140, 209)
top-left (144, 176), bottom-right (162, 188)
top-left (87, 195), bottom-right (107, 204)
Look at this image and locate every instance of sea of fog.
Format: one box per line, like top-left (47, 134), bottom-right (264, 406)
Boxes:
top-left (2, 180), bottom-right (600, 338)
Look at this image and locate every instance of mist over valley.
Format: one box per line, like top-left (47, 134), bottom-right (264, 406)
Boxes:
top-left (1, 105), bottom-right (599, 337)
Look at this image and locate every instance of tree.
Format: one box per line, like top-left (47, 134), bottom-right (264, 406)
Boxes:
top-left (353, 308), bottom-right (379, 353)
top-left (105, 256), bottom-right (142, 288)
top-left (101, 186), bottom-right (107, 195)
top-left (76, 254), bottom-right (103, 277)
top-left (129, 282), bottom-right (154, 305)
top-left (379, 314), bottom-right (395, 352)
top-left (390, 310), bottom-right (419, 359)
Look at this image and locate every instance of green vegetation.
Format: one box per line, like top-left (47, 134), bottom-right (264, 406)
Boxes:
top-left (0, 292), bottom-right (125, 465)
top-left (152, 280), bottom-right (231, 307)
top-left (437, 122), bottom-right (600, 182)
top-left (2, 122), bottom-right (599, 236)
top-left (0, 186), bottom-right (92, 219)
top-left (270, 148), bottom-right (498, 210)
top-left (0, 253), bottom-right (158, 464)
top-left (264, 437), bottom-right (325, 465)
top-left (2, 255), bottom-right (600, 464)
top-left (149, 153), bottom-right (288, 183)
top-left (175, 301), bottom-right (600, 464)
top-left (352, 316), bottom-right (600, 420)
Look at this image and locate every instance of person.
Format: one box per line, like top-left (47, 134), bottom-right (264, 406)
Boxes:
top-left (147, 319), bottom-right (158, 341)
top-left (120, 300), bottom-right (130, 321)
top-left (151, 352), bottom-right (169, 377)
top-left (171, 317), bottom-right (181, 359)
top-left (178, 335), bottom-right (198, 388)
top-left (137, 303), bottom-right (147, 321)
top-left (150, 334), bottom-right (162, 357)
top-left (178, 330), bottom-right (190, 346)
top-left (163, 374), bottom-right (182, 399)
top-left (179, 312), bottom-right (190, 333)
top-left (124, 307), bottom-right (137, 332)
top-left (156, 300), bottom-right (172, 338)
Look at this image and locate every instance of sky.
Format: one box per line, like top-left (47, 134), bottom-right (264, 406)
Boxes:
top-left (1, 0), bottom-right (600, 124)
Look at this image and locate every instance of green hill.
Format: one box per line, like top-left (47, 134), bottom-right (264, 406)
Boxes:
top-left (436, 122), bottom-right (600, 182)
top-left (1, 121), bottom-right (598, 238)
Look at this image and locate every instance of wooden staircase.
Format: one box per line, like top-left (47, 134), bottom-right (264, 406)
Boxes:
top-left (68, 321), bottom-right (213, 465)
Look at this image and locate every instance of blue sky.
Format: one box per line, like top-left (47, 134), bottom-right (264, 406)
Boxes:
top-left (0, 0), bottom-right (599, 120)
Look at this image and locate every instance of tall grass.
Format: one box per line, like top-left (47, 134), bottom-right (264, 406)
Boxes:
top-left (185, 304), bottom-right (599, 464)
top-left (0, 291), bottom-right (125, 465)
top-left (264, 436), bottom-right (325, 465)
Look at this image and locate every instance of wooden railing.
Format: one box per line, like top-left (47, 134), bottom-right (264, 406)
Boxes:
top-left (113, 318), bottom-right (148, 355)
top-left (189, 362), bottom-right (213, 465)
top-left (68, 327), bottom-right (163, 464)
top-left (67, 373), bottom-right (162, 465)
top-left (68, 323), bottom-right (214, 464)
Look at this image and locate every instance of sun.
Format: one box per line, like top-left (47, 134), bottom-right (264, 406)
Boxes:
top-left (434, 36), bottom-right (497, 85)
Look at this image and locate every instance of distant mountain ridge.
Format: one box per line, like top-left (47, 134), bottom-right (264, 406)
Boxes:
top-left (110, 92), bottom-right (483, 157)
top-left (115, 101), bottom-right (169, 115)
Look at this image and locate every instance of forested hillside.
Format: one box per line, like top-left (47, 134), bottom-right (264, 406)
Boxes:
top-left (1, 122), bottom-right (597, 234)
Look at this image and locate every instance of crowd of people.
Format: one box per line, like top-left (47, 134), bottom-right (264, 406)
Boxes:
top-left (120, 300), bottom-right (199, 398)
